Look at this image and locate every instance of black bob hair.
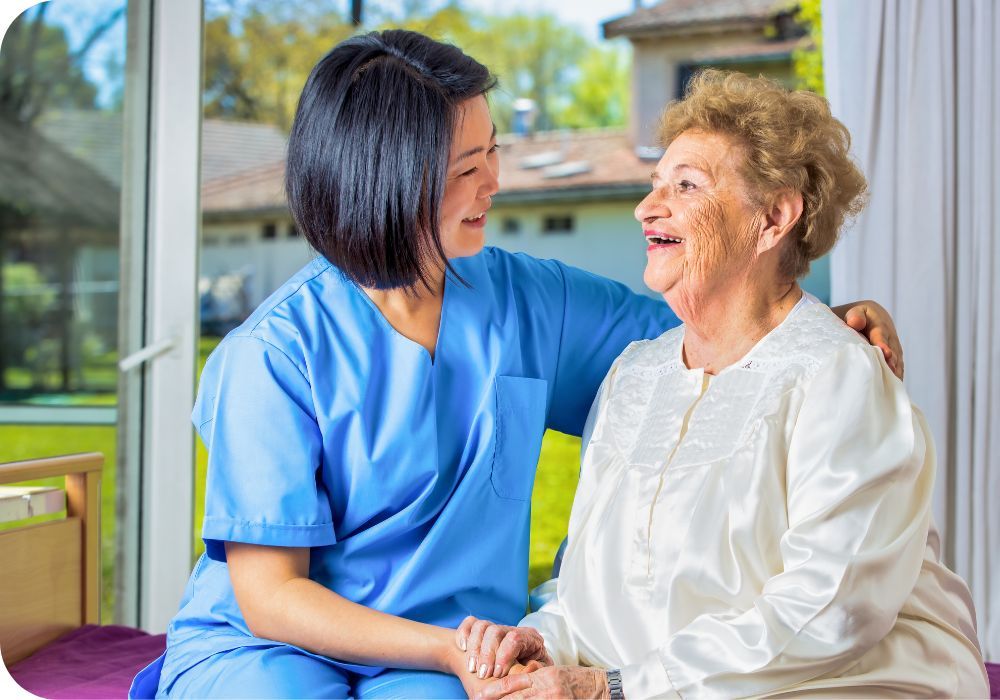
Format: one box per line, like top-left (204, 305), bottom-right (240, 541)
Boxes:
top-left (285, 30), bottom-right (497, 291)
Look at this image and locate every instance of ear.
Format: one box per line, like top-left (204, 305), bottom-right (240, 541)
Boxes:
top-left (756, 189), bottom-right (804, 255)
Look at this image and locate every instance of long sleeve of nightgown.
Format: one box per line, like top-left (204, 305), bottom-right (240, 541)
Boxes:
top-left (621, 343), bottom-right (937, 699)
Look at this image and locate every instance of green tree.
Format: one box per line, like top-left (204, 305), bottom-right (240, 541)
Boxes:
top-left (0, 3), bottom-right (117, 124)
top-left (203, 0), bottom-right (354, 131)
top-left (557, 43), bottom-right (630, 129)
top-left (202, 1), bottom-right (623, 135)
top-left (378, 7), bottom-right (593, 133)
top-left (474, 13), bottom-right (589, 132)
top-left (791, 0), bottom-right (823, 95)
top-left (1, 262), bottom-right (57, 374)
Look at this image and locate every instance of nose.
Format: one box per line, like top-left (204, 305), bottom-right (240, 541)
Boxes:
top-left (634, 189), bottom-right (669, 224)
top-left (481, 158), bottom-right (500, 198)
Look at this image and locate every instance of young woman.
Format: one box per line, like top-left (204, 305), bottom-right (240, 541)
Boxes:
top-left (131, 32), bottom-right (903, 699)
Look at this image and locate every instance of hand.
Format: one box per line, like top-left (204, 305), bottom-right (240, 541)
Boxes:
top-left (456, 616), bottom-right (553, 680)
top-left (443, 641), bottom-right (544, 699)
top-left (831, 300), bottom-right (904, 379)
top-left (475, 665), bottom-right (609, 700)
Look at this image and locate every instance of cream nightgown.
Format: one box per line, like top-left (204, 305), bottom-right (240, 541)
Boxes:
top-left (522, 297), bottom-right (988, 699)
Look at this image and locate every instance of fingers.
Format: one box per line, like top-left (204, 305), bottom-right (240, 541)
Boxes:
top-left (457, 620), bottom-right (550, 682)
top-left (843, 303), bottom-right (905, 380)
top-left (466, 618), bottom-right (494, 676)
top-left (495, 629), bottom-right (545, 677)
top-left (478, 624), bottom-right (508, 679)
top-left (457, 616), bottom-right (476, 652)
top-left (844, 305), bottom-right (868, 332)
top-left (474, 671), bottom-right (533, 700)
top-left (866, 322), bottom-right (905, 379)
top-left (494, 632), bottom-right (523, 677)
top-left (881, 333), bottom-right (904, 379)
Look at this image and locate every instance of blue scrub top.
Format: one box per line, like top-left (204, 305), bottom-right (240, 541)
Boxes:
top-left (157, 247), bottom-right (678, 689)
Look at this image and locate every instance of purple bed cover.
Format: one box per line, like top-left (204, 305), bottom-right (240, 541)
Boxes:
top-left (8, 625), bottom-right (165, 699)
top-left (6, 624), bottom-right (1000, 699)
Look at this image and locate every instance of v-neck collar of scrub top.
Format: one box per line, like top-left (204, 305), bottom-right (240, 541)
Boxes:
top-left (348, 269), bottom-right (458, 367)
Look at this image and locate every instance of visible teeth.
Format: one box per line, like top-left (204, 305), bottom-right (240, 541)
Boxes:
top-left (464, 212), bottom-right (485, 222)
top-left (649, 236), bottom-right (682, 244)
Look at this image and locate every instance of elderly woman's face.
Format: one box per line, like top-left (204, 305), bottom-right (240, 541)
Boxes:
top-left (635, 129), bottom-right (763, 304)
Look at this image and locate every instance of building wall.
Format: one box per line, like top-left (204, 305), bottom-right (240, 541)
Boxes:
top-left (202, 219), bottom-right (314, 306)
top-left (630, 30), bottom-right (792, 148)
top-left (487, 199), bottom-right (657, 297)
top-left (203, 205), bottom-right (831, 311)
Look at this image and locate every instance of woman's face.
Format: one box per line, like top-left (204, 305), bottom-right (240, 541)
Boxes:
top-left (438, 95), bottom-right (500, 260)
top-left (634, 129), bottom-right (763, 310)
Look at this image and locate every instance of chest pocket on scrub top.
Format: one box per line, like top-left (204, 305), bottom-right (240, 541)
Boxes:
top-left (491, 376), bottom-right (548, 501)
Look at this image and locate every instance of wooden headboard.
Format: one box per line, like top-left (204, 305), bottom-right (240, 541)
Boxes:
top-left (0, 453), bottom-right (103, 666)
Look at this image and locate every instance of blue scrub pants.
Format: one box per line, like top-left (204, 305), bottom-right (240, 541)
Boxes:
top-left (158, 645), bottom-right (466, 699)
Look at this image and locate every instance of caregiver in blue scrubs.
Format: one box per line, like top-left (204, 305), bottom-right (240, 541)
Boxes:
top-left (132, 30), bottom-right (903, 699)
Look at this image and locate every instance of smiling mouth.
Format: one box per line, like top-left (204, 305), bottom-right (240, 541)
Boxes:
top-left (463, 212), bottom-right (486, 223)
top-left (646, 235), bottom-right (684, 245)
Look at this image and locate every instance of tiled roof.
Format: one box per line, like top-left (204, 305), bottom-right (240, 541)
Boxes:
top-left (495, 129), bottom-right (653, 201)
top-left (36, 111), bottom-right (288, 187)
top-left (200, 120), bottom-right (287, 182)
top-left (604, 0), bottom-right (783, 38)
top-left (0, 117), bottom-right (119, 232)
top-left (200, 129), bottom-right (658, 216)
top-left (201, 161), bottom-right (285, 218)
top-left (29, 111), bottom-right (656, 217)
top-left (34, 110), bottom-right (125, 188)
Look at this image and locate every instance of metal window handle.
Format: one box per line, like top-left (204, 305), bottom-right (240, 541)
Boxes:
top-left (118, 336), bottom-right (178, 372)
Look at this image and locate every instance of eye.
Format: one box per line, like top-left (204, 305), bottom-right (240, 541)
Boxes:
top-left (459, 167), bottom-right (479, 177)
top-left (488, 143), bottom-right (500, 154)
top-left (678, 179), bottom-right (696, 191)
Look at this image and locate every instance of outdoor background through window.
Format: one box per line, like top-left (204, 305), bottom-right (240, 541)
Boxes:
top-left (0, 0), bottom-right (128, 622)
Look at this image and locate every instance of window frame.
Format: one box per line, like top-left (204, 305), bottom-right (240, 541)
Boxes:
top-left (117, 0), bottom-right (202, 631)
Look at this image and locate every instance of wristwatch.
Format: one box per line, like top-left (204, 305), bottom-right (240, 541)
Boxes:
top-left (606, 668), bottom-right (625, 700)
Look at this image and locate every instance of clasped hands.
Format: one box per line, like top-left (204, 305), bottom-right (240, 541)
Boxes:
top-left (451, 616), bottom-right (609, 700)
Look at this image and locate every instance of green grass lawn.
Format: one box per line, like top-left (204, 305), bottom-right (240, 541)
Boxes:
top-left (0, 336), bottom-right (582, 617)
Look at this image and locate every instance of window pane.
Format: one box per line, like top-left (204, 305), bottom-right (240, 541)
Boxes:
top-left (0, 0), bottom-right (127, 623)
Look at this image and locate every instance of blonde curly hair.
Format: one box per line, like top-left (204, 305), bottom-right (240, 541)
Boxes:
top-left (657, 70), bottom-right (868, 278)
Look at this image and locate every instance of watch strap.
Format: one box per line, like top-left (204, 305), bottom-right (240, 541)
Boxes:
top-left (606, 668), bottom-right (625, 700)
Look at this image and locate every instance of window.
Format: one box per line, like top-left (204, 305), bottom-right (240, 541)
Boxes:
top-left (262, 222), bottom-right (277, 239)
top-left (677, 63), bottom-right (698, 99)
top-left (501, 217), bottom-right (521, 234)
top-left (0, 0), bottom-right (129, 624)
top-left (288, 223), bottom-right (299, 237)
top-left (542, 215), bottom-right (574, 234)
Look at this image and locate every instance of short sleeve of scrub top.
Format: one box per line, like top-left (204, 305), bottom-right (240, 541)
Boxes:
top-left (546, 262), bottom-right (678, 435)
top-left (194, 334), bottom-right (335, 561)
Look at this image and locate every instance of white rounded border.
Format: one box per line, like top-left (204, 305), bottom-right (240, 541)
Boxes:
top-left (1, 0), bottom-right (48, 45)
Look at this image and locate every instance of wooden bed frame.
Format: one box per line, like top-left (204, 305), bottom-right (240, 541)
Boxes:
top-left (0, 453), bottom-right (102, 666)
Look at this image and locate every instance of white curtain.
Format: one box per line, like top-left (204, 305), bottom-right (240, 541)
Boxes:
top-left (824, 0), bottom-right (999, 661)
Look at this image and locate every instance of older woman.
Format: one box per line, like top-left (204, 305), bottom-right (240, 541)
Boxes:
top-left (460, 71), bottom-right (989, 699)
